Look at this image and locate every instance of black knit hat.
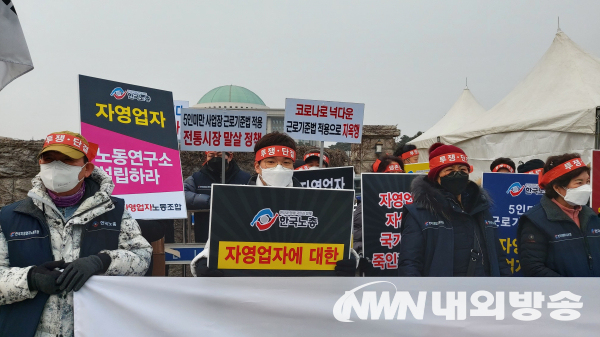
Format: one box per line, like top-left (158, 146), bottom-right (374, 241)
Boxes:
top-left (517, 159), bottom-right (545, 173)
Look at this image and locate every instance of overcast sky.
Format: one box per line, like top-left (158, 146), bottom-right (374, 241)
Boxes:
top-left (2, 0), bottom-right (600, 140)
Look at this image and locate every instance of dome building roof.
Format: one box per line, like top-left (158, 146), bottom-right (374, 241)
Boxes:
top-left (193, 85), bottom-right (269, 109)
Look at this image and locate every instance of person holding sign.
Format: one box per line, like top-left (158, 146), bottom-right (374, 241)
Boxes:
top-left (184, 151), bottom-right (251, 243)
top-left (517, 153), bottom-right (600, 277)
top-left (398, 143), bottom-right (511, 277)
top-left (395, 144), bottom-right (420, 164)
top-left (0, 131), bottom-right (151, 337)
top-left (192, 132), bottom-right (356, 276)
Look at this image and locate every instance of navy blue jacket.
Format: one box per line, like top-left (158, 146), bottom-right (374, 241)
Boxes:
top-left (398, 176), bottom-right (511, 277)
top-left (517, 195), bottom-right (600, 277)
top-left (0, 193), bottom-right (124, 337)
top-left (184, 160), bottom-right (250, 242)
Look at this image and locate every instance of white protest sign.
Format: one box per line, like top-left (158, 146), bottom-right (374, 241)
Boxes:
top-left (284, 98), bottom-right (364, 143)
top-left (173, 100), bottom-right (189, 140)
top-left (180, 108), bottom-right (267, 152)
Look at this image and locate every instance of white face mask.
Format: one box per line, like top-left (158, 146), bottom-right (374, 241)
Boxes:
top-left (260, 164), bottom-right (294, 187)
top-left (558, 184), bottom-right (592, 206)
top-left (40, 161), bottom-right (86, 193)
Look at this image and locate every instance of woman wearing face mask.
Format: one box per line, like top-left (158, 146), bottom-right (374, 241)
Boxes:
top-left (398, 143), bottom-right (511, 277)
top-left (517, 154), bottom-right (600, 277)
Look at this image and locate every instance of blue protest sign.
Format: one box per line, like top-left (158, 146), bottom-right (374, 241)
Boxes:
top-left (482, 173), bottom-right (544, 276)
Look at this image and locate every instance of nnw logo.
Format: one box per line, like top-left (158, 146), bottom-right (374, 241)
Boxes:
top-left (333, 281), bottom-right (426, 322)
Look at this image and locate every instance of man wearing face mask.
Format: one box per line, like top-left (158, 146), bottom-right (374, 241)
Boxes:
top-left (398, 143), bottom-right (510, 277)
top-left (517, 153), bottom-right (600, 277)
top-left (0, 131), bottom-right (151, 337)
top-left (184, 151), bottom-right (250, 243)
top-left (191, 132), bottom-right (357, 276)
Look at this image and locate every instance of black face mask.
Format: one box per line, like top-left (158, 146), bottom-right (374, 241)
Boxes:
top-left (206, 157), bottom-right (229, 174)
top-left (439, 171), bottom-right (469, 195)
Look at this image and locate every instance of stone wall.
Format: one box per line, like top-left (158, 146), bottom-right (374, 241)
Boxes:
top-left (350, 125), bottom-right (400, 173)
top-left (0, 138), bottom-right (44, 207)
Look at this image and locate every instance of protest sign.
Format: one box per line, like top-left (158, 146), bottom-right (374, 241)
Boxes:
top-left (482, 172), bottom-right (544, 275)
top-left (592, 150), bottom-right (600, 213)
top-left (208, 184), bottom-right (354, 275)
top-left (404, 162), bottom-right (430, 173)
top-left (293, 166), bottom-right (355, 190)
top-left (76, 277), bottom-right (600, 337)
top-left (284, 98), bottom-right (364, 143)
top-left (173, 100), bottom-right (189, 140)
top-left (179, 108), bottom-right (267, 152)
top-left (361, 173), bottom-right (421, 276)
top-left (79, 75), bottom-right (186, 219)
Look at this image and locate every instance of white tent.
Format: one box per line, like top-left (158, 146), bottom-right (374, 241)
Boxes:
top-left (411, 88), bottom-right (486, 153)
top-left (438, 30), bottom-right (600, 177)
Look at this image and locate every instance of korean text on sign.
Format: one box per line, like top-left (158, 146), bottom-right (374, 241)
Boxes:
top-left (284, 98), bottom-right (364, 143)
top-left (373, 191), bottom-right (413, 270)
top-left (217, 241), bottom-right (344, 270)
top-left (179, 109), bottom-right (267, 152)
top-left (95, 147), bottom-right (173, 186)
top-left (96, 103), bottom-right (166, 128)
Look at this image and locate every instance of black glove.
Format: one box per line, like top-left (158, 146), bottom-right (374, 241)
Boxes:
top-left (357, 257), bottom-right (372, 276)
top-left (57, 255), bottom-right (107, 292)
top-left (27, 260), bottom-right (64, 295)
top-left (335, 257), bottom-right (357, 277)
top-left (195, 258), bottom-right (224, 277)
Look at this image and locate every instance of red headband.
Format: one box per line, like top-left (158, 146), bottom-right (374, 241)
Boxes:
top-left (526, 168), bottom-right (543, 175)
top-left (401, 149), bottom-right (419, 160)
top-left (384, 163), bottom-right (404, 173)
top-left (304, 152), bottom-right (330, 165)
top-left (295, 165), bottom-right (311, 171)
top-left (372, 159), bottom-right (382, 172)
top-left (429, 153), bottom-right (469, 170)
top-left (492, 164), bottom-right (514, 173)
top-left (255, 146), bottom-right (296, 162)
top-left (44, 134), bottom-right (98, 162)
top-left (538, 158), bottom-right (585, 189)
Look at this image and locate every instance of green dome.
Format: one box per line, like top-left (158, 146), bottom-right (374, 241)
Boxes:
top-left (197, 85), bottom-right (266, 106)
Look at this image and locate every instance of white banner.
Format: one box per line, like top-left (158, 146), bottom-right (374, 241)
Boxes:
top-left (180, 108), bottom-right (267, 152)
top-left (173, 100), bottom-right (189, 140)
top-left (75, 277), bottom-right (600, 337)
top-left (114, 191), bottom-right (186, 219)
top-left (284, 98), bottom-right (364, 143)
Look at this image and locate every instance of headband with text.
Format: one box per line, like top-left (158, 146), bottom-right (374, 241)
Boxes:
top-left (539, 158), bottom-right (585, 189)
top-left (255, 146), bottom-right (297, 162)
top-left (492, 164), bottom-right (514, 173)
top-left (384, 163), bottom-right (404, 173)
top-left (401, 149), bottom-right (419, 160)
top-left (526, 168), bottom-right (543, 175)
top-left (429, 153), bottom-right (469, 170)
top-left (44, 133), bottom-right (98, 162)
top-left (304, 152), bottom-right (330, 165)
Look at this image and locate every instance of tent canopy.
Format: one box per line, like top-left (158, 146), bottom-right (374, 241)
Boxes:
top-left (443, 30), bottom-right (600, 145)
top-left (411, 88), bottom-right (486, 150)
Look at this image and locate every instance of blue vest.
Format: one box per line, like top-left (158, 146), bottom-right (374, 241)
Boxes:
top-left (518, 199), bottom-right (600, 277)
top-left (403, 203), bottom-right (503, 276)
top-left (0, 197), bottom-right (124, 337)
